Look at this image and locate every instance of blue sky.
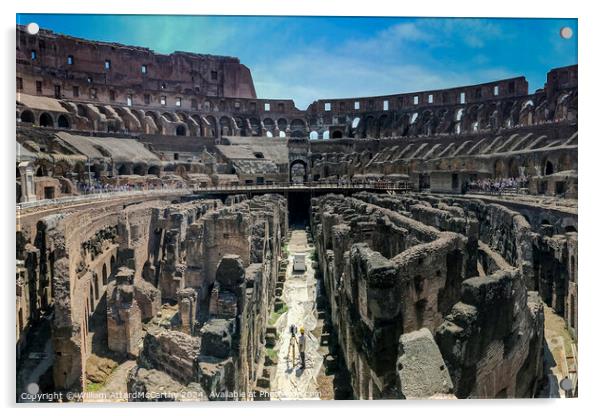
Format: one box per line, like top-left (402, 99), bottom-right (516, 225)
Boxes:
top-left (17, 14), bottom-right (577, 109)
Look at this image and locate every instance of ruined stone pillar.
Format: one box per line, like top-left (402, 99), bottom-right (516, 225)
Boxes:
top-left (107, 267), bottom-right (143, 356)
top-left (18, 162), bottom-right (36, 202)
top-left (177, 288), bottom-right (198, 335)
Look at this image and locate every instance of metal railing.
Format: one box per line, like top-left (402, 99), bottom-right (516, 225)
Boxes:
top-left (17, 181), bottom-right (412, 211)
top-left (17, 188), bottom-right (189, 211)
top-left (194, 181), bottom-right (412, 192)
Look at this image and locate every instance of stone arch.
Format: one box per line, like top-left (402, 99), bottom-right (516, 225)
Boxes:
top-left (493, 159), bottom-right (505, 178)
top-left (290, 159), bottom-right (308, 183)
top-left (20, 109), bottom-right (35, 123)
top-left (117, 164), bottom-right (132, 176)
top-left (148, 165), bottom-right (161, 176)
top-left (332, 130), bottom-right (343, 139)
top-left (39, 112), bottom-right (54, 127)
top-left (102, 263), bottom-right (108, 286)
top-left (35, 163), bottom-right (49, 177)
top-left (162, 112), bottom-right (176, 123)
top-left (146, 111), bottom-right (163, 134)
top-left (133, 164), bottom-right (146, 176)
top-left (94, 273), bottom-right (100, 300)
top-left (89, 284), bottom-right (95, 312)
top-left (249, 117), bottom-right (261, 136)
top-left (508, 158), bottom-right (521, 178)
top-left (77, 104), bottom-right (88, 117)
top-left (205, 115), bottom-right (218, 138)
top-left (277, 118), bottom-right (288, 132)
top-left (57, 114), bottom-right (70, 129)
top-left (290, 119), bottom-right (307, 137)
top-left (175, 124), bottom-right (186, 136)
top-left (363, 116), bottom-right (376, 138)
top-left (543, 159), bottom-right (554, 176)
top-left (219, 116), bottom-right (233, 136)
top-left (263, 118), bottom-right (275, 132)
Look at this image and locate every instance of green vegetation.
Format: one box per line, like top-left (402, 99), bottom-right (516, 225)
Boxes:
top-left (310, 250), bottom-right (318, 262)
top-left (266, 347), bottom-right (278, 362)
top-left (268, 303), bottom-right (289, 325)
top-left (282, 244), bottom-right (289, 257)
top-left (86, 382), bottom-right (103, 392)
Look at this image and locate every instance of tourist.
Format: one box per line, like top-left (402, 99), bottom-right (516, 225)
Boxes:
top-left (299, 327), bottom-right (306, 369)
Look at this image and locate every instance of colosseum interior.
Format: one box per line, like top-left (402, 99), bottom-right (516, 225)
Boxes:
top-left (16, 24), bottom-right (578, 401)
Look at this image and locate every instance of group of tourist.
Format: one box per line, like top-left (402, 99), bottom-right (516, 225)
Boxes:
top-left (467, 176), bottom-right (528, 194)
top-left (76, 181), bottom-right (187, 195)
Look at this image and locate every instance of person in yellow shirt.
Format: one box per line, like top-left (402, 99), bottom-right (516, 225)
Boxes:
top-left (298, 327), bottom-right (306, 369)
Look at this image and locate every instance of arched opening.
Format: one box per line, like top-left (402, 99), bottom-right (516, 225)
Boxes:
top-left (493, 159), bottom-right (505, 178)
top-left (102, 264), bottom-right (108, 286)
top-left (249, 117), bottom-right (261, 136)
top-left (89, 284), bottom-right (95, 312)
top-left (205, 116), bottom-right (218, 138)
top-left (175, 125), bottom-right (186, 136)
top-left (266, 131), bottom-right (273, 138)
top-left (94, 273), bottom-right (100, 300)
top-left (57, 114), bottom-right (70, 129)
top-left (544, 160), bottom-right (554, 175)
top-left (322, 131), bottom-right (330, 140)
top-left (570, 255), bottom-right (576, 283)
top-left (148, 166), bottom-right (161, 176)
top-left (508, 158), bottom-right (520, 178)
top-left (117, 165), bottom-right (130, 176)
top-left (332, 130), bottom-right (343, 139)
top-left (90, 164), bottom-right (103, 180)
top-left (279, 131), bottom-right (286, 138)
top-left (309, 131), bottom-right (319, 140)
top-left (35, 164), bottom-right (48, 177)
top-left (20, 110), bottom-right (35, 123)
top-left (565, 225), bottom-right (577, 233)
top-left (263, 118), bottom-right (275, 133)
top-left (39, 112), bottom-right (53, 127)
top-left (220, 116), bottom-right (233, 136)
top-left (277, 118), bottom-right (288, 132)
top-left (290, 160), bottom-right (307, 184)
top-left (133, 165), bottom-right (146, 176)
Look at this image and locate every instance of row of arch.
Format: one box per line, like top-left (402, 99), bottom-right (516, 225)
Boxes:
top-left (18, 90), bottom-right (576, 140)
top-left (19, 109), bottom-right (71, 129)
top-left (492, 153), bottom-right (574, 178)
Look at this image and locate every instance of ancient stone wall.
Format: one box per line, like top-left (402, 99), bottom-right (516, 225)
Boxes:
top-left (311, 192), bottom-right (545, 399)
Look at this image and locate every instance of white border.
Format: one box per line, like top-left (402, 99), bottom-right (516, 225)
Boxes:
top-left (2, 1), bottom-right (599, 415)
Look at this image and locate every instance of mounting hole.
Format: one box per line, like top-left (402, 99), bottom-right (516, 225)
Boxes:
top-left (560, 27), bottom-right (573, 40)
top-left (26, 22), bottom-right (40, 35)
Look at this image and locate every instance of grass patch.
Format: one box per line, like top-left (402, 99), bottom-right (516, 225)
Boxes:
top-left (268, 304), bottom-right (289, 325)
top-left (266, 347), bottom-right (278, 362)
top-left (86, 382), bottom-right (104, 392)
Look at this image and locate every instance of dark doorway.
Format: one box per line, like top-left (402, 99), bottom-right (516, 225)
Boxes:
top-left (43, 186), bottom-right (55, 199)
top-left (290, 160), bottom-right (307, 183)
top-left (288, 192), bottom-right (311, 227)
